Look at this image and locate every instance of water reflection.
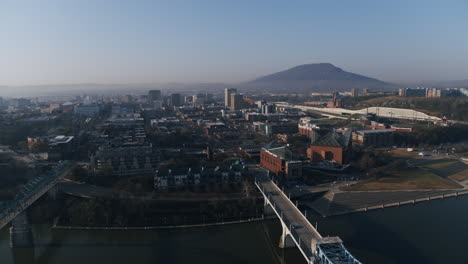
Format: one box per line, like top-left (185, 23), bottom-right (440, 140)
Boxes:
top-left (2, 196), bottom-right (468, 264)
top-left (12, 247), bottom-right (35, 264)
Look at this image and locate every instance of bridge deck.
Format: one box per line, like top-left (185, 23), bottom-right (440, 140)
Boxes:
top-left (0, 161), bottom-right (73, 230)
top-left (256, 176), bottom-right (362, 264)
top-left (256, 177), bottom-right (321, 260)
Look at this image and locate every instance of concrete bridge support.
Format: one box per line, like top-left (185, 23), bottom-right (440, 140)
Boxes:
top-left (47, 184), bottom-right (61, 200)
top-left (279, 222), bottom-right (295, 248)
top-left (9, 211), bottom-right (34, 248)
top-left (264, 199), bottom-right (275, 217)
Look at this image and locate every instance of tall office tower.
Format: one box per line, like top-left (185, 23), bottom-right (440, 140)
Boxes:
top-left (148, 90), bottom-right (161, 101)
top-left (224, 88), bottom-right (237, 108)
top-left (193, 93), bottom-right (206, 105)
top-left (171, 93), bottom-right (182, 106)
top-left (261, 103), bottom-right (275, 114)
top-left (351, 88), bottom-right (359, 97)
top-left (230, 93), bottom-right (244, 111)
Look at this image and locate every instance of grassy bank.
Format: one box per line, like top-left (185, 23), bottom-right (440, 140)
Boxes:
top-left (341, 167), bottom-right (461, 191)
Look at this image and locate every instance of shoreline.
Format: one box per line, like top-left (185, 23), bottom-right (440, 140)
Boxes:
top-left (309, 189), bottom-right (468, 217)
top-left (52, 215), bottom-right (277, 230)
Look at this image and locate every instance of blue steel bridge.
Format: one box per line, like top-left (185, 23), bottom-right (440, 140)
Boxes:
top-left (0, 161), bottom-right (74, 247)
top-left (255, 176), bottom-right (361, 264)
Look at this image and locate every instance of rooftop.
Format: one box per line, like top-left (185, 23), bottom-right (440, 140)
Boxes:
top-left (356, 129), bottom-right (394, 134)
top-left (312, 130), bottom-right (351, 148)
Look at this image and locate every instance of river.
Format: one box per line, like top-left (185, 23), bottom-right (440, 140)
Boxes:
top-left (1, 195), bottom-right (468, 264)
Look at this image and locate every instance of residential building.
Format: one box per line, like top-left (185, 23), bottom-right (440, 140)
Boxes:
top-left (224, 88), bottom-right (237, 108)
top-left (261, 103), bottom-right (276, 114)
top-left (264, 122), bottom-right (298, 136)
top-left (74, 103), bottom-right (100, 116)
top-left (298, 118), bottom-right (321, 141)
top-left (193, 93), bottom-right (207, 105)
top-left (92, 142), bottom-right (159, 177)
top-left (48, 135), bottom-right (76, 160)
top-left (230, 93), bottom-right (245, 110)
top-left (154, 160), bottom-right (247, 190)
top-left (148, 90), bottom-right (161, 101)
top-left (398, 88), bottom-right (427, 97)
top-left (171, 93), bottom-right (182, 106)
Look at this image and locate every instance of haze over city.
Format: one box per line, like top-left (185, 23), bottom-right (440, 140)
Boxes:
top-left (1, 2), bottom-right (468, 264)
top-left (1, 0), bottom-right (468, 88)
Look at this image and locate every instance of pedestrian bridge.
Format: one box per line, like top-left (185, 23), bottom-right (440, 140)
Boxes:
top-left (255, 176), bottom-right (361, 264)
top-left (0, 161), bottom-right (73, 247)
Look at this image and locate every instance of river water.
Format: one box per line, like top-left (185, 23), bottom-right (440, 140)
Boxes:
top-left (2, 195), bottom-right (468, 264)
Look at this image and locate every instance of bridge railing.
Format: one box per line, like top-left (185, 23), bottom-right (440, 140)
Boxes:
top-left (255, 177), bottom-right (362, 264)
top-left (255, 178), bottom-right (315, 260)
top-left (0, 161), bottom-right (72, 229)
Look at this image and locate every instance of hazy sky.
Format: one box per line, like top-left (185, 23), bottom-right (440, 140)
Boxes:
top-left (1, 0), bottom-right (467, 86)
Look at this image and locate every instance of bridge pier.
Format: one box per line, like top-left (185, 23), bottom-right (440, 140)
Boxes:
top-left (47, 184), bottom-right (61, 200)
top-left (264, 199), bottom-right (275, 217)
top-left (279, 222), bottom-right (295, 248)
top-left (9, 211), bottom-right (34, 248)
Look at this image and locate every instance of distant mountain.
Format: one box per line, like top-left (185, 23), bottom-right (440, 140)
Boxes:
top-left (243, 63), bottom-right (395, 93)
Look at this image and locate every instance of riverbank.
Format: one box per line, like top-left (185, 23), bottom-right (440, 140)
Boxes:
top-left (52, 215), bottom-right (277, 230)
top-left (307, 189), bottom-right (468, 217)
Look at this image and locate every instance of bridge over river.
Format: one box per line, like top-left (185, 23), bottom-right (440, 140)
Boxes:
top-left (0, 161), bottom-right (74, 247)
top-left (255, 176), bottom-right (361, 264)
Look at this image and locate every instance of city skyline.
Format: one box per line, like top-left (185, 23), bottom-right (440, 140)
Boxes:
top-left (1, 0), bottom-right (468, 86)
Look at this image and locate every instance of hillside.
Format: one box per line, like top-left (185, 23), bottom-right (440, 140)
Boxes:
top-left (243, 63), bottom-right (395, 93)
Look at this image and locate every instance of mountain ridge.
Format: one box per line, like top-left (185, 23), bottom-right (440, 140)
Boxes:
top-left (243, 63), bottom-right (395, 93)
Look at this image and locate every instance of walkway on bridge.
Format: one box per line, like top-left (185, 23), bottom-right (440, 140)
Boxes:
top-left (255, 176), bottom-right (361, 264)
top-left (0, 161), bottom-right (74, 231)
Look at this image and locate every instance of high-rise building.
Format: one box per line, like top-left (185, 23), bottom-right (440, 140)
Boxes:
top-left (230, 93), bottom-right (244, 111)
top-left (193, 93), bottom-right (207, 105)
top-left (184, 96), bottom-right (193, 104)
top-left (171, 93), bottom-right (182, 106)
top-left (261, 103), bottom-right (275, 114)
top-left (224, 88), bottom-right (237, 108)
top-left (148, 90), bottom-right (161, 101)
top-left (351, 88), bottom-right (359, 97)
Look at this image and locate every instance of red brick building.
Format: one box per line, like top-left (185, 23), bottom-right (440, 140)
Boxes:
top-left (260, 142), bottom-right (302, 179)
top-left (307, 130), bottom-right (351, 165)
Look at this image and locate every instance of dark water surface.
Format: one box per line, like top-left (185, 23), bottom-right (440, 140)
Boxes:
top-left (2, 195), bottom-right (468, 264)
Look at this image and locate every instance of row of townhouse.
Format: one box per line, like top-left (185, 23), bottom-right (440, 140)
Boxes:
top-left (154, 160), bottom-right (247, 190)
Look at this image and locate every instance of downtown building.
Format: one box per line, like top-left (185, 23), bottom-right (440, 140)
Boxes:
top-left (224, 88), bottom-right (237, 108)
top-left (91, 114), bottom-right (159, 177)
top-left (307, 130), bottom-right (352, 165)
top-left (260, 142), bottom-right (302, 180)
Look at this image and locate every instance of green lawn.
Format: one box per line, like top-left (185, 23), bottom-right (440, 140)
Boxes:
top-left (420, 159), bottom-right (459, 169)
top-left (415, 159), bottom-right (468, 182)
top-left (341, 168), bottom-right (461, 191)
